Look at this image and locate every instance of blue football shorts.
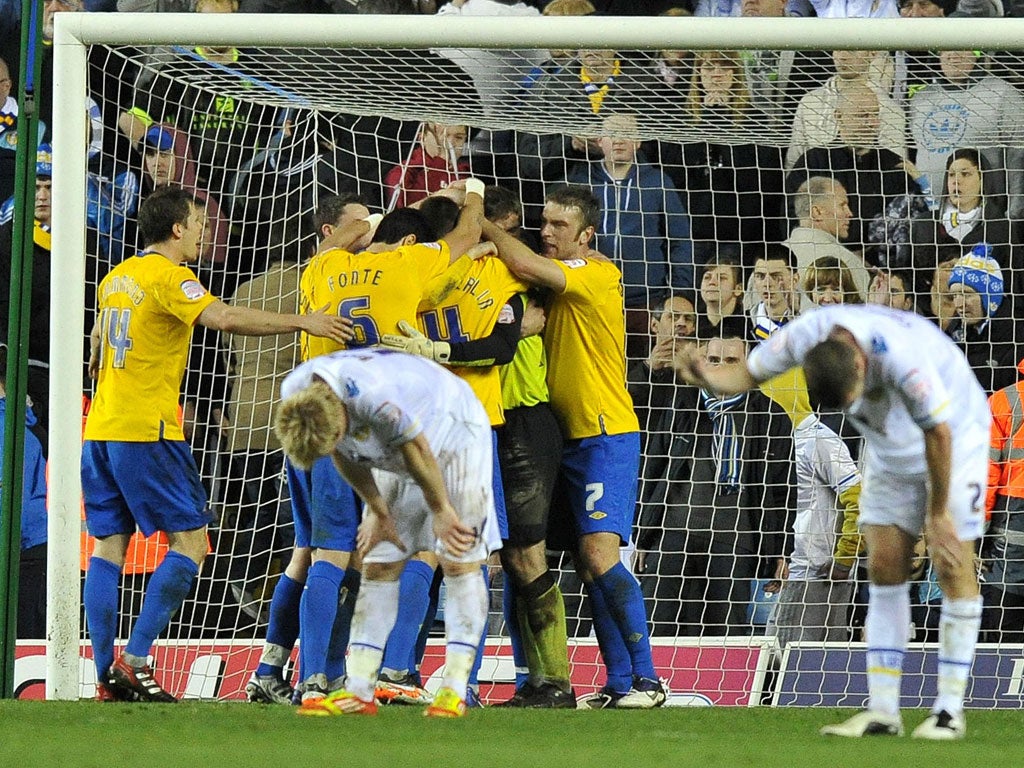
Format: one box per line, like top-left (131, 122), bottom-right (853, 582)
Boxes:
top-left (286, 454), bottom-right (360, 551)
top-left (553, 431), bottom-right (641, 545)
top-left (82, 439), bottom-right (212, 538)
top-left (491, 428), bottom-right (509, 541)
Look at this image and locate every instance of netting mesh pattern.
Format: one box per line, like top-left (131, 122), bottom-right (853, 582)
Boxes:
top-left (51, 33), bottom-right (1024, 703)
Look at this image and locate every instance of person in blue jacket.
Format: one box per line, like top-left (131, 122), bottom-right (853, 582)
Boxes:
top-left (0, 344), bottom-right (48, 639)
top-left (567, 112), bottom-right (694, 359)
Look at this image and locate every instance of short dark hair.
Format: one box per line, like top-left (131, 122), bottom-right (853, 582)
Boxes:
top-left (417, 196), bottom-right (461, 241)
top-left (138, 185), bottom-right (198, 247)
top-left (371, 207), bottom-right (435, 246)
top-left (654, 290), bottom-right (697, 316)
top-left (888, 268), bottom-right (915, 295)
top-left (545, 184), bottom-right (600, 232)
top-left (700, 253), bottom-right (744, 285)
top-left (944, 146), bottom-right (984, 175)
top-left (750, 242), bottom-right (797, 271)
top-left (312, 193), bottom-right (367, 235)
top-left (484, 185), bottom-right (521, 223)
top-left (943, 147), bottom-right (990, 202)
top-left (804, 338), bottom-right (859, 410)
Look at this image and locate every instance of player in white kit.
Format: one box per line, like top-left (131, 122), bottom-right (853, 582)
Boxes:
top-left (680, 304), bottom-right (989, 740)
top-left (274, 348), bottom-right (501, 718)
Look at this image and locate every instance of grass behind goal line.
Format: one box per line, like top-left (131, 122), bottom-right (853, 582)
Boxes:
top-left (0, 702), bottom-right (1019, 768)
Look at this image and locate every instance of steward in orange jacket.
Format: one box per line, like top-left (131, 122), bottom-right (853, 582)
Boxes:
top-left (985, 359), bottom-right (1024, 637)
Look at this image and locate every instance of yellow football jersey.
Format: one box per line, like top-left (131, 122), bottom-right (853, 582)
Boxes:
top-left (416, 258), bottom-right (527, 426)
top-left (759, 367), bottom-right (813, 427)
top-left (544, 257), bottom-right (639, 439)
top-left (299, 242), bottom-right (456, 361)
top-left (85, 254), bottom-right (217, 442)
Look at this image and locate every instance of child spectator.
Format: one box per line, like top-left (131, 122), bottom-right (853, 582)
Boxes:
top-left (384, 122), bottom-right (470, 209)
top-left (767, 413), bottom-right (862, 649)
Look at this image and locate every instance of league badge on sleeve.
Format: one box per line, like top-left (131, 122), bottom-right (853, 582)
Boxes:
top-left (563, 258), bottom-right (587, 269)
top-left (179, 280), bottom-right (208, 301)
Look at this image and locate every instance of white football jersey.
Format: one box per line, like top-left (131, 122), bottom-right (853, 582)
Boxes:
top-left (790, 415), bottom-right (861, 579)
top-left (747, 304), bottom-right (990, 475)
top-left (280, 348), bottom-right (488, 474)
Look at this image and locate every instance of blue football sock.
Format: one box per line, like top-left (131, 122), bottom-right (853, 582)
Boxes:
top-left (411, 569), bottom-right (443, 681)
top-left (502, 574), bottom-right (529, 689)
top-left (468, 565), bottom-right (490, 687)
top-left (124, 551), bottom-right (199, 660)
top-left (382, 558), bottom-right (434, 675)
top-left (325, 568), bottom-right (361, 682)
top-left (593, 562), bottom-right (656, 681)
top-left (256, 572), bottom-right (304, 678)
top-left (84, 556), bottom-right (122, 681)
top-left (584, 578), bottom-right (632, 693)
top-left (298, 560), bottom-right (345, 680)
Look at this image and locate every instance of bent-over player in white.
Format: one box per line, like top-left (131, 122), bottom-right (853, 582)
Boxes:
top-left (275, 348), bottom-right (500, 718)
top-left (680, 304), bottom-right (989, 741)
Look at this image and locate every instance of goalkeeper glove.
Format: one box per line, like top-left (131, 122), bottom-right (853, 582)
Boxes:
top-left (380, 320), bottom-right (451, 364)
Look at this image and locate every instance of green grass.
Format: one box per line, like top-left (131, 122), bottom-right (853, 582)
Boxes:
top-left (1, 702), bottom-right (1021, 767)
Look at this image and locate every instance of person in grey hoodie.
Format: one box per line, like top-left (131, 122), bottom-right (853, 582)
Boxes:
top-left (909, 49), bottom-right (1024, 218)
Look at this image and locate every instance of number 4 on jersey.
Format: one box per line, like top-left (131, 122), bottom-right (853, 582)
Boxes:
top-left (99, 307), bottom-right (134, 369)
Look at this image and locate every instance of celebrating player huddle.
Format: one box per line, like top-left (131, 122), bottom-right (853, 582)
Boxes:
top-left (81, 181), bottom-right (988, 739)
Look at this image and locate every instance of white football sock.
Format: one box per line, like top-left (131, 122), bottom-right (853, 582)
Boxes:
top-left (345, 579), bottom-right (400, 701)
top-left (259, 642), bottom-right (290, 669)
top-left (865, 582), bottom-right (911, 717)
top-left (440, 570), bottom-right (489, 700)
top-left (934, 595), bottom-right (982, 715)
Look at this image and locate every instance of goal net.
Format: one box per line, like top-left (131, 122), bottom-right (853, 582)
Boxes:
top-left (38, 13), bottom-right (1024, 706)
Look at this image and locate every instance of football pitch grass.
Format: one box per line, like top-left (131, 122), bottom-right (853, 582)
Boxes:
top-left (1, 701), bottom-right (1021, 768)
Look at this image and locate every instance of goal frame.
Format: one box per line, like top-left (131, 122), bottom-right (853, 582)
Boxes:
top-left (49, 12), bottom-right (1024, 700)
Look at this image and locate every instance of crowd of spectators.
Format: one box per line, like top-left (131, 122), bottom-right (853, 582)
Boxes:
top-left (2, 0), bottom-right (1024, 651)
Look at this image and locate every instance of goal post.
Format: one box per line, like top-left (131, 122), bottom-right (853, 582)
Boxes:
top-left (47, 12), bottom-right (1024, 703)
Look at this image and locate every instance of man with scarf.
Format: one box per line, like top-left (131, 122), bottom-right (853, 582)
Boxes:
top-left (635, 334), bottom-right (794, 636)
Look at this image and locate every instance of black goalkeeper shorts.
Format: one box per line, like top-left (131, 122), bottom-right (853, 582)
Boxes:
top-left (497, 402), bottom-right (563, 547)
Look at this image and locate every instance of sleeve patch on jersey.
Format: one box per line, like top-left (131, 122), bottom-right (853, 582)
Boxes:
top-left (179, 279), bottom-right (208, 301)
top-left (901, 368), bottom-right (932, 402)
top-left (496, 303), bottom-right (516, 324)
top-left (374, 401), bottom-right (404, 431)
top-left (563, 258), bottom-right (587, 269)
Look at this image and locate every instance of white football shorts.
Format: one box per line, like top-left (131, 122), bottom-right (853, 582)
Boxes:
top-left (857, 427), bottom-right (988, 542)
top-left (364, 413), bottom-right (500, 564)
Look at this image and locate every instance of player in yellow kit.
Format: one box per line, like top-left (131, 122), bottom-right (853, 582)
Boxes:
top-left (83, 186), bottom-right (351, 702)
top-left (299, 200), bottom-right (485, 359)
top-left (377, 195), bottom-right (527, 705)
top-left (482, 185), bottom-right (665, 709)
top-left (292, 188), bottom-right (487, 710)
top-left (246, 193), bottom-right (378, 705)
